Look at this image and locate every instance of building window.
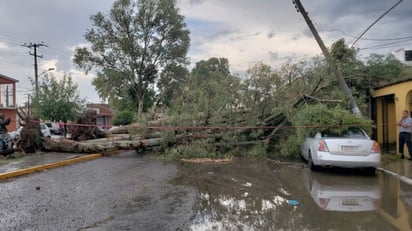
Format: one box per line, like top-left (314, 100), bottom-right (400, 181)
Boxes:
top-left (0, 84), bottom-right (15, 107)
top-left (405, 50), bottom-right (412, 61)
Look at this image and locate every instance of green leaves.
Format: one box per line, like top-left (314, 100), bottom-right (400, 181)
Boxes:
top-left (36, 74), bottom-right (84, 122)
top-left (112, 110), bottom-right (135, 126)
top-left (291, 104), bottom-right (374, 137)
top-left (73, 0), bottom-right (190, 114)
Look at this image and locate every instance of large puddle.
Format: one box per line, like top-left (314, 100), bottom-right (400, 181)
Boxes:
top-left (172, 159), bottom-right (410, 231)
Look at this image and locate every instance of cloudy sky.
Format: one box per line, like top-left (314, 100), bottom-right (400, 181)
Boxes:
top-left (0, 0), bottom-right (411, 105)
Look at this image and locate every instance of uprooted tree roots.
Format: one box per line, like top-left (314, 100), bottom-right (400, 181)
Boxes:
top-left (16, 108), bottom-right (107, 154)
top-left (15, 108), bottom-right (43, 153)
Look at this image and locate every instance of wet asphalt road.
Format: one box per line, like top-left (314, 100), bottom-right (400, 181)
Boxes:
top-left (0, 151), bottom-right (409, 230)
top-left (0, 151), bottom-right (196, 230)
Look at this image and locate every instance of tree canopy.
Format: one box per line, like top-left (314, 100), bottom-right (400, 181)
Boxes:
top-left (73, 0), bottom-right (190, 114)
top-left (163, 43), bottom-right (407, 159)
top-left (35, 74), bottom-right (85, 122)
top-left (169, 57), bottom-right (242, 126)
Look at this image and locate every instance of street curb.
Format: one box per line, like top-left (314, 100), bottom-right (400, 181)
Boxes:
top-left (377, 166), bottom-right (412, 185)
top-left (0, 153), bottom-right (102, 181)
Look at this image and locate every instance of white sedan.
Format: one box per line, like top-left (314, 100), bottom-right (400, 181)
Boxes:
top-left (300, 128), bottom-right (381, 171)
top-left (8, 123), bottom-right (51, 140)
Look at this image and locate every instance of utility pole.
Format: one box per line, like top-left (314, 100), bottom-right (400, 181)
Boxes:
top-left (22, 42), bottom-right (47, 100)
top-left (292, 0), bottom-right (362, 116)
top-left (22, 42), bottom-right (47, 116)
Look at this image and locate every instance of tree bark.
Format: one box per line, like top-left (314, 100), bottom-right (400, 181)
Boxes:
top-left (43, 137), bottom-right (163, 153)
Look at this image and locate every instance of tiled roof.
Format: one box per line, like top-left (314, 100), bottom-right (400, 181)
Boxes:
top-left (0, 74), bottom-right (19, 84)
top-left (86, 103), bottom-right (114, 116)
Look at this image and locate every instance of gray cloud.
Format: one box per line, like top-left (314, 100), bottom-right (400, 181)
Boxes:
top-left (0, 0), bottom-right (410, 103)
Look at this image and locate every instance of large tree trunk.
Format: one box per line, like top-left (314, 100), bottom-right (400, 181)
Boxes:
top-left (40, 88), bottom-right (322, 154)
top-left (137, 91), bottom-right (145, 115)
top-left (43, 137), bottom-right (163, 153)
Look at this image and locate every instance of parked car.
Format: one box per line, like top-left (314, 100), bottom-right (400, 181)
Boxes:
top-left (300, 128), bottom-right (381, 171)
top-left (40, 123), bottom-right (51, 138)
top-left (45, 122), bottom-right (62, 135)
top-left (0, 132), bottom-right (14, 155)
top-left (8, 126), bottom-right (22, 140)
top-left (8, 123), bottom-right (51, 140)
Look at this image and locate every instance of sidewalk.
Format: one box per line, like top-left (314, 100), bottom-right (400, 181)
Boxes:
top-left (0, 152), bottom-right (102, 181)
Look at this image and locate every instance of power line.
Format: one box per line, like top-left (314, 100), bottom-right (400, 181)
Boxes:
top-left (45, 45), bottom-right (73, 58)
top-left (0, 34), bottom-right (73, 61)
top-left (0, 34), bottom-right (30, 46)
top-left (351, 0), bottom-right (404, 47)
top-left (327, 29), bottom-right (412, 42)
top-left (359, 40), bottom-right (412, 50)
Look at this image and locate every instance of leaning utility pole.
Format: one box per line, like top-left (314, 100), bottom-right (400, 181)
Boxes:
top-left (292, 0), bottom-right (362, 116)
top-left (22, 42), bottom-right (47, 101)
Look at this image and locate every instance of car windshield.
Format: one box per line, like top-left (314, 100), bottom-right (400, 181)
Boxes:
top-left (321, 128), bottom-right (367, 138)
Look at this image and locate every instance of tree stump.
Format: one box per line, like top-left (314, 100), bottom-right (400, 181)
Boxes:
top-left (15, 117), bottom-right (43, 153)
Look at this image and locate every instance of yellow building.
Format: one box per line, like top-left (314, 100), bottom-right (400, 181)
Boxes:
top-left (372, 78), bottom-right (412, 155)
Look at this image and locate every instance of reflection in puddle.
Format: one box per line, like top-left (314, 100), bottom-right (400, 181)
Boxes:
top-left (172, 160), bottom-right (400, 230)
top-left (380, 172), bottom-right (412, 231)
top-left (400, 181), bottom-right (412, 229)
top-left (172, 160), bottom-right (300, 230)
top-left (302, 169), bottom-right (381, 212)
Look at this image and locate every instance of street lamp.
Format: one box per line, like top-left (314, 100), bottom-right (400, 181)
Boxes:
top-left (33, 67), bottom-right (55, 117)
top-left (35, 67), bottom-right (55, 99)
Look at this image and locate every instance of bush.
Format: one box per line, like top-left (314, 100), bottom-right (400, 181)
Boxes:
top-left (112, 110), bottom-right (135, 126)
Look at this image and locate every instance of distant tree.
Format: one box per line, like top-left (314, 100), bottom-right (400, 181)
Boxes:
top-left (191, 57), bottom-right (231, 78)
top-left (330, 39), bottom-right (405, 90)
top-left (329, 40), bottom-right (406, 114)
top-left (106, 84), bottom-right (156, 113)
top-left (330, 38), bottom-right (358, 66)
top-left (34, 74), bottom-right (85, 122)
top-left (73, 0), bottom-right (190, 114)
top-left (170, 58), bottom-right (241, 125)
top-left (157, 63), bottom-right (189, 107)
top-left (242, 62), bottom-right (281, 119)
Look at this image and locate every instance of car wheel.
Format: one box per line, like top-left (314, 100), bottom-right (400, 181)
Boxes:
top-left (308, 152), bottom-right (318, 171)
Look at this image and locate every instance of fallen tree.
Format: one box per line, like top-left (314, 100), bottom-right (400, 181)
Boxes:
top-left (43, 137), bottom-right (163, 153)
top-left (15, 109), bottom-right (44, 153)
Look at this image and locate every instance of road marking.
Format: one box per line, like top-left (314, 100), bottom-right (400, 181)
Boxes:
top-left (0, 154), bottom-right (102, 181)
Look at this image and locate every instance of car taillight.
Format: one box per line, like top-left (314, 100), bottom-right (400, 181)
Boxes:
top-left (372, 142), bottom-right (380, 153)
top-left (318, 140), bottom-right (329, 152)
